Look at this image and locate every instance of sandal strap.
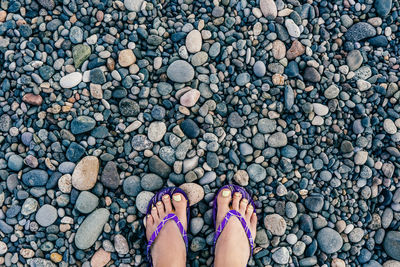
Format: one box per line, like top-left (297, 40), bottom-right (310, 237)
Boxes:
top-left (213, 209), bottom-right (254, 257)
top-left (147, 213), bottom-right (188, 266)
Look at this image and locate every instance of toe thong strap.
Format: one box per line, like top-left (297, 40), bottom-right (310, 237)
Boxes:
top-left (213, 210), bottom-right (254, 257)
top-left (147, 213), bottom-right (188, 266)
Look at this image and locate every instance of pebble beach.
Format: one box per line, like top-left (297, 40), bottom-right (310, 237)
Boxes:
top-left (1, 0), bottom-right (400, 266)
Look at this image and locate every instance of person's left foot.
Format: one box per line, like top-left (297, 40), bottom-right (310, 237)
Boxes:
top-left (145, 193), bottom-right (187, 267)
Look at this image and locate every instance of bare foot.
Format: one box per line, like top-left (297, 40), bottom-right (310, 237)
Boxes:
top-left (145, 193), bottom-right (188, 267)
top-left (214, 188), bottom-right (257, 267)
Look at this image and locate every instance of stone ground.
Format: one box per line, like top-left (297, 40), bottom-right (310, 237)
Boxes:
top-left (0, 0), bottom-right (400, 266)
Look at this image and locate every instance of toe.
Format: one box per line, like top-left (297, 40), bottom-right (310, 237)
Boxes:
top-left (239, 198), bottom-right (248, 214)
top-left (232, 192), bottom-right (241, 211)
top-left (162, 194), bottom-right (173, 213)
top-left (217, 188), bottom-right (232, 208)
top-left (172, 193), bottom-right (188, 229)
top-left (245, 204), bottom-right (254, 220)
top-left (151, 206), bottom-right (159, 221)
top-left (146, 214), bottom-right (153, 228)
top-left (172, 193), bottom-right (187, 211)
top-left (250, 213), bottom-right (258, 239)
top-left (156, 201), bottom-right (165, 218)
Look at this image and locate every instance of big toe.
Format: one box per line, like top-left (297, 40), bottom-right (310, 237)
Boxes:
top-left (216, 188), bottom-right (232, 225)
top-left (172, 193), bottom-right (188, 229)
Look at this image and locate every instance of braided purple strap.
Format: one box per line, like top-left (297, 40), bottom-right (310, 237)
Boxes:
top-left (147, 213), bottom-right (188, 266)
top-left (213, 209), bottom-right (254, 257)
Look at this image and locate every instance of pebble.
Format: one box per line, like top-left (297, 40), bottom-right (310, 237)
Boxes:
top-left (268, 132), bottom-right (288, 148)
top-left (75, 191), bottom-right (99, 214)
top-left (233, 170), bottom-right (249, 186)
top-left (71, 116), bottom-right (96, 134)
top-left (167, 60), bottom-right (195, 83)
top-left (123, 176), bottom-right (142, 197)
top-left (90, 249), bottom-right (111, 267)
top-left (253, 61), bottom-right (266, 77)
top-left (186, 30), bottom-right (202, 53)
top-left (75, 208), bottom-right (110, 250)
top-left (180, 89), bottom-right (200, 107)
top-left (285, 19), bottom-right (301, 38)
top-left (345, 22), bottom-right (377, 42)
top-left (118, 49), bottom-right (136, 67)
top-left (347, 50), bottom-right (363, 71)
top-left (384, 231), bottom-right (400, 260)
top-left (136, 191), bottom-right (155, 214)
top-left (148, 121), bottom-right (167, 142)
top-left (22, 170), bottom-right (48, 187)
top-left (260, 0), bottom-right (277, 20)
top-left (100, 162), bottom-right (120, 189)
top-left (7, 154), bottom-right (23, 171)
top-left (60, 72), bottom-right (82, 88)
top-left (179, 183), bottom-right (204, 206)
top-left (114, 234), bottom-right (129, 254)
top-left (272, 247), bottom-right (289, 264)
top-left (317, 227), bottom-right (343, 254)
top-left (124, 0), bottom-right (143, 11)
top-left (35, 204), bottom-right (58, 227)
top-left (375, 0), bottom-right (392, 17)
top-left (72, 156), bottom-right (100, 190)
top-left (383, 119), bottom-right (397, 134)
top-left (264, 214), bottom-right (287, 236)
top-left (247, 164), bottom-right (267, 182)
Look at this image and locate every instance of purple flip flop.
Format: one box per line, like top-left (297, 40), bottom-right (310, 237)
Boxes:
top-left (212, 184), bottom-right (256, 258)
top-left (145, 187), bottom-right (190, 266)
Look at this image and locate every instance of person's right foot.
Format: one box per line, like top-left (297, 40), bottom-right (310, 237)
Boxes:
top-left (214, 188), bottom-right (257, 267)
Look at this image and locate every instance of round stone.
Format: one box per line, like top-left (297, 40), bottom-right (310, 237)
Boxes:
top-left (260, 0), bottom-right (277, 19)
top-left (180, 89), bottom-right (200, 107)
top-left (253, 61), bottom-right (266, 77)
top-left (148, 121), bottom-right (166, 142)
top-left (118, 49), bottom-right (136, 67)
top-left (75, 208), bottom-right (110, 250)
top-left (167, 60), bottom-right (195, 83)
top-left (60, 72), bottom-right (82, 88)
top-left (75, 191), bottom-right (99, 214)
top-left (36, 204), bottom-right (58, 227)
top-left (21, 198), bottom-right (38, 216)
top-left (384, 119), bottom-right (397, 134)
top-left (268, 132), bottom-right (288, 148)
top-left (272, 40), bottom-right (286, 60)
top-left (186, 30), bottom-right (202, 53)
top-left (124, 0), bottom-right (144, 11)
top-left (233, 170), bottom-right (249, 186)
top-left (264, 214), bottom-right (287, 236)
top-left (272, 247), bottom-right (289, 264)
top-left (140, 173), bottom-right (163, 191)
top-left (136, 191), bottom-right (155, 214)
top-left (72, 156), bottom-right (100, 191)
top-left (285, 19), bottom-right (301, 37)
top-left (123, 176), bottom-right (142, 197)
top-left (7, 154), bottom-right (23, 171)
top-left (236, 73), bottom-right (250, 86)
top-left (317, 227), bottom-right (343, 254)
top-left (119, 99), bottom-right (139, 118)
top-left (384, 231), bottom-right (400, 260)
top-left (180, 119), bottom-right (200, 138)
top-left (179, 183), bottom-right (204, 206)
top-left (247, 164), bottom-right (266, 182)
top-left (258, 118), bottom-right (276, 133)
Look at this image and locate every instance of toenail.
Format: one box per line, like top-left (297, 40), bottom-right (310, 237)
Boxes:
top-left (222, 190), bottom-right (230, 197)
top-left (173, 194), bottom-right (181, 201)
top-left (242, 199), bottom-right (248, 203)
top-left (234, 192), bottom-right (241, 196)
top-left (152, 206), bottom-right (156, 210)
top-left (156, 201), bottom-right (162, 206)
top-left (163, 194), bottom-right (169, 199)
